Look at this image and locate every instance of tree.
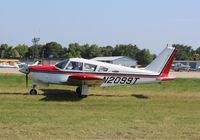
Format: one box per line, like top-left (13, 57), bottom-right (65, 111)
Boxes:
top-left (195, 47), bottom-right (200, 54)
top-left (0, 44), bottom-right (13, 58)
top-left (28, 45), bottom-right (43, 59)
top-left (80, 44), bottom-right (90, 58)
top-left (15, 44), bottom-right (29, 58)
top-left (43, 42), bottom-right (64, 58)
top-left (11, 48), bottom-right (20, 58)
top-left (87, 44), bottom-right (101, 58)
top-left (191, 53), bottom-right (200, 61)
top-left (100, 46), bottom-right (113, 56)
top-left (113, 44), bottom-right (139, 59)
top-left (173, 44), bottom-right (193, 60)
top-left (136, 49), bottom-right (154, 66)
top-left (190, 47), bottom-right (200, 60)
top-left (65, 43), bottom-right (82, 58)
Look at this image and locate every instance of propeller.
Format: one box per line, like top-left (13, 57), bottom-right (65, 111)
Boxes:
top-left (19, 64), bottom-right (30, 88)
top-left (26, 72), bottom-right (28, 88)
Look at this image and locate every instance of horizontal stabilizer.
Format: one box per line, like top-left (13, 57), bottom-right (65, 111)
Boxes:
top-left (158, 76), bottom-right (175, 81)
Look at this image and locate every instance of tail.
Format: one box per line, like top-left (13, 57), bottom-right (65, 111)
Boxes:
top-left (145, 45), bottom-right (176, 80)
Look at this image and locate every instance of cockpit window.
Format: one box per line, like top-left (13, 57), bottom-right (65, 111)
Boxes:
top-left (98, 66), bottom-right (108, 72)
top-left (84, 63), bottom-right (97, 71)
top-left (55, 59), bottom-right (69, 69)
top-left (66, 61), bottom-right (83, 70)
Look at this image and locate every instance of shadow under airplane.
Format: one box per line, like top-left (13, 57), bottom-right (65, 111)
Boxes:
top-left (131, 94), bottom-right (149, 99)
top-left (40, 89), bottom-right (83, 101)
top-left (90, 93), bottom-right (149, 99)
top-left (0, 91), bottom-right (149, 101)
top-left (40, 90), bottom-right (149, 101)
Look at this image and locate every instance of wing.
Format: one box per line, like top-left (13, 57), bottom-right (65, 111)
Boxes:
top-left (67, 73), bottom-right (105, 86)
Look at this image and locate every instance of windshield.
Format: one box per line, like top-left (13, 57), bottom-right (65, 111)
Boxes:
top-left (55, 59), bottom-right (69, 69)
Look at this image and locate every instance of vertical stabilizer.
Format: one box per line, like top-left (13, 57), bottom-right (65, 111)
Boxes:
top-left (145, 45), bottom-right (176, 77)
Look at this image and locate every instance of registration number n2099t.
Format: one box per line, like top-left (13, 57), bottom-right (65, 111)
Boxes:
top-left (104, 76), bottom-right (140, 84)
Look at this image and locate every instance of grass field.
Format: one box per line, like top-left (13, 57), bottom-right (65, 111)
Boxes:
top-left (0, 74), bottom-right (200, 140)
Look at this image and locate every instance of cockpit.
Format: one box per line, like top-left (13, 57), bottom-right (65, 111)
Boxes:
top-left (55, 59), bottom-right (107, 72)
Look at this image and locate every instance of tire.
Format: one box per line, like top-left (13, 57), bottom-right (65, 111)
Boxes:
top-left (30, 89), bottom-right (37, 95)
top-left (76, 87), bottom-right (81, 97)
top-left (81, 95), bottom-right (88, 98)
top-left (76, 87), bottom-right (88, 98)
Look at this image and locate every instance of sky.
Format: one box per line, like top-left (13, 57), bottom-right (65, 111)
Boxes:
top-left (0, 0), bottom-right (199, 54)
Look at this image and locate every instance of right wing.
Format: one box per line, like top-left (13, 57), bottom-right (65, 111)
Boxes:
top-left (67, 73), bottom-right (105, 86)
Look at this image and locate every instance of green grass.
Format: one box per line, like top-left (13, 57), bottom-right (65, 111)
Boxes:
top-left (0, 74), bottom-right (200, 139)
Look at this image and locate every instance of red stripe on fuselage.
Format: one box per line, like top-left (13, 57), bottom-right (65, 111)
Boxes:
top-left (29, 65), bottom-right (58, 71)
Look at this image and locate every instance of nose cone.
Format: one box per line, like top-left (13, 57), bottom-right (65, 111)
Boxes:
top-left (19, 66), bottom-right (29, 74)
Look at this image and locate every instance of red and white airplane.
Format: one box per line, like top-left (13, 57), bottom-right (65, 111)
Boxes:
top-left (19, 46), bottom-right (176, 97)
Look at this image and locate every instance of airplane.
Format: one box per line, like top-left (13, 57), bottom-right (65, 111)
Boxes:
top-left (19, 45), bottom-right (176, 97)
top-left (171, 62), bottom-right (191, 72)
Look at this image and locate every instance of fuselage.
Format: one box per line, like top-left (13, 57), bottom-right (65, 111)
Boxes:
top-left (28, 58), bottom-right (163, 87)
top-left (19, 46), bottom-right (176, 96)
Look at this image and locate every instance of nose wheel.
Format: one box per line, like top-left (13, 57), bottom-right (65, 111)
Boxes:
top-left (30, 85), bottom-right (37, 95)
top-left (30, 89), bottom-right (37, 95)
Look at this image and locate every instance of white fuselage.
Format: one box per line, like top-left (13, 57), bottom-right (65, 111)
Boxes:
top-left (29, 58), bottom-right (161, 87)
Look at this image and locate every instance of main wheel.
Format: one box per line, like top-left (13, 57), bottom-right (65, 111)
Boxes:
top-left (76, 87), bottom-right (88, 98)
top-left (30, 89), bottom-right (37, 95)
top-left (81, 95), bottom-right (88, 98)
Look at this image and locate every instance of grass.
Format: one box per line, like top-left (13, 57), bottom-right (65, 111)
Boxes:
top-left (0, 74), bottom-right (200, 139)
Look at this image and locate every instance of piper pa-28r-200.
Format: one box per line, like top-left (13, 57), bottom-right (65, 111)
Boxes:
top-left (20, 45), bottom-right (176, 97)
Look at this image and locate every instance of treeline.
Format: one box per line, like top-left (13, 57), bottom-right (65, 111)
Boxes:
top-left (0, 42), bottom-right (154, 66)
top-left (0, 42), bottom-right (199, 66)
top-left (173, 44), bottom-right (200, 61)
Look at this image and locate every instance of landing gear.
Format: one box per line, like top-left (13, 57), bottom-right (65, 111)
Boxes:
top-left (30, 85), bottom-right (37, 95)
top-left (30, 89), bottom-right (37, 95)
top-left (76, 87), bottom-right (81, 97)
top-left (76, 85), bottom-right (88, 98)
top-left (81, 95), bottom-right (88, 98)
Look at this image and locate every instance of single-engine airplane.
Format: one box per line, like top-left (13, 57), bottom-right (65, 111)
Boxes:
top-left (19, 45), bottom-right (176, 97)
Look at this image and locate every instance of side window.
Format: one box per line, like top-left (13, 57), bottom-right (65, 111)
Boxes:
top-left (98, 66), bottom-right (108, 72)
top-left (55, 60), bottom-right (68, 69)
top-left (66, 62), bottom-right (83, 70)
top-left (84, 63), bottom-right (97, 71)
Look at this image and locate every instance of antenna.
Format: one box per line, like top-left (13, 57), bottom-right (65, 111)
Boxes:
top-left (32, 37), bottom-right (40, 46)
top-left (32, 37), bottom-right (40, 59)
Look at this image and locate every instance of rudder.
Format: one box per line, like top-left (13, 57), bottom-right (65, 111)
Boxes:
top-left (145, 45), bottom-right (176, 77)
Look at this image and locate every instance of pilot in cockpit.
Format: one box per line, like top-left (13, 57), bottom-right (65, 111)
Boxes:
top-left (72, 62), bottom-right (82, 70)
